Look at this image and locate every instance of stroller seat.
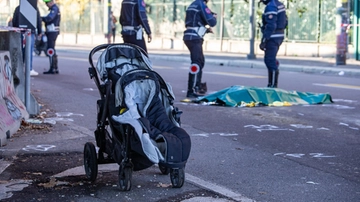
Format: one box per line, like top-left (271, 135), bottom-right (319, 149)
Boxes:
top-left (111, 68), bottom-right (191, 167)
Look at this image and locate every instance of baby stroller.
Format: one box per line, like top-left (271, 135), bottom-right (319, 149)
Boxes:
top-left (85, 43), bottom-right (191, 191)
top-left (34, 34), bottom-right (47, 56)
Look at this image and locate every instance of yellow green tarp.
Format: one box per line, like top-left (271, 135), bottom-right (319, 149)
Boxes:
top-left (195, 86), bottom-right (333, 107)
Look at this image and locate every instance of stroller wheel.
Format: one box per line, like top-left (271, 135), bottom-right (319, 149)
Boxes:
top-left (83, 142), bottom-right (98, 182)
top-left (118, 164), bottom-right (132, 191)
top-left (159, 165), bottom-right (170, 175)
top-left (170, 168), bottom-right (185, 188)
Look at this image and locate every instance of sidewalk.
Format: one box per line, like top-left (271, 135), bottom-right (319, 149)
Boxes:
top-left (56, 43), bottom-right (360, 78)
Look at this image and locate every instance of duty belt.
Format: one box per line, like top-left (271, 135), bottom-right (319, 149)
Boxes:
top-left (123, 26), bottom-right (135, 30)
top-left (123, 26), bottom-right (141, 30)
top-left (186, 26), bottom-right (207, 37)
top-left (186, 26), bottom-right (200, 31)
top-left (46, 24), bottom-right (60, 32)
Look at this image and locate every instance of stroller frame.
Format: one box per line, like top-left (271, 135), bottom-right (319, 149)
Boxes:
top-left (85, 43), bottom-right (187, 191)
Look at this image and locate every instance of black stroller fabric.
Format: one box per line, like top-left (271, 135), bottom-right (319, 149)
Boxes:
top-left (95, 44), bottom-right (191, 170)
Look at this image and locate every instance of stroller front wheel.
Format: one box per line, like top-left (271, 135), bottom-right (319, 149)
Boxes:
top-left (170, 168), bottom-right (185, 188)
top-left (159, 165), bottom-right (170, 175)
top-left (83, 142), bottom-right (98, 182)
top-left (118, 164), bottom-right (132, 191)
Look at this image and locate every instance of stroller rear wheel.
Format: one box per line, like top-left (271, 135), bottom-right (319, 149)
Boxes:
top-left (83, 142), bottom-right (98, 182)
top-left (170, 168), bottom-right (185, 188)
top-left (118, 163), bottom-right (132, 191)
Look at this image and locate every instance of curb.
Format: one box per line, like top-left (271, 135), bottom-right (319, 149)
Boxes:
top-left (148, 55), bottom-right (360, 78)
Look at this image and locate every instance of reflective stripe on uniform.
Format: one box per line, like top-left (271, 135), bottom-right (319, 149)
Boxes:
top-left (184, 33), bottom-right (199, 37)
top-left (187, 8), bottom-right (200, 12)
top-left (270, 34), bottom-right (284, 38)
top-left (265, 11), bottom-right (277, 15)
top-left (278, 8), bottom-right (286, 13)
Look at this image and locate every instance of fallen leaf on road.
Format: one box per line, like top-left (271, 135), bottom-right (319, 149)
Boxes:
top-left (157, 182), bottom-right (171, 188)
top-left (38, 177), bottom-right (69, 188)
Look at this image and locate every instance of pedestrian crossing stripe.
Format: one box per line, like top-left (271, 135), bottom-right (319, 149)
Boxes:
top-left (207, 71), bottom-right (266, 78)
top-left (152, 65), bottom-right (173, 69)
top-left (313, 83), bottom-right (360, 90)
top-left (19, 0), bottom-right (37, 29)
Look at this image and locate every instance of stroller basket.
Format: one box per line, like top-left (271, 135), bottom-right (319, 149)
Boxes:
top-left (84, 43), bottom-right (191, 191)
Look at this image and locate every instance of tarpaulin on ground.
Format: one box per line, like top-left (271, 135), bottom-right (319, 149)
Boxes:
top-left (195, 85), bottom-right (333, 107)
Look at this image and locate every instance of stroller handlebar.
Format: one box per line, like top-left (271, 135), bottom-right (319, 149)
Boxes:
top-left (88, 43), bottom-right (111, 68)
top-left (88, 43), bottom-right (149, 68)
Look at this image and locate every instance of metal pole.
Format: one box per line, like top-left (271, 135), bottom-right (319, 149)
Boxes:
top-left (24, 30), bottom-right (31, 109)
top-left (103, 0), bottom-right (108, 35)
top-left (355, 0), bottom-right (360, 60)
top-left (107, 0), bottom-right (112, 43)
top-left (247, 0), bottom-right (256, 59)
top-left (335, 0), bottom-right (348, 65)
top-left (219, 0), bottom-right (224, 51)
top-left (171, 0), bottom-right (177, 49)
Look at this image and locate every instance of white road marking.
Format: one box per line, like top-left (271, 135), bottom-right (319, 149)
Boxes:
top-left (60, 56), bottom-right (88, 62)
top-left (152, 65), bottom-right (174, 69)
top-left (274, 153), bottom-right (336, 158)
top-left (207, 72), bottom-right (266, 78)
top-left (0, 160), bottom-right (11, 174)
top-left (0, 179), bottom-right (32, 200)
top-left (192, 133), bottom-right (238, 137)
top-left (244, 124), bottom-right (294, 132)
top-left (332, 99), bottom-right (357, 103)
top-left (339, 122), bottom-right (359, 130)
top-left (22, 145), bottom-right (56, 152)
top-left (313, 83), bottom-right (360, 90)
top-left (186, 174), bottom-right (255, 202)
top-left (290, 124), bottom-right (313, 129)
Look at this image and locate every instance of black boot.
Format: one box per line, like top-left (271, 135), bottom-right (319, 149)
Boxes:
top-left (267, 69), bottom-right (273, 87)
top-left (267, 70), bottom-right (279, 88)
top-left (43, 68), bottom-right (55, 74)
top-left (53, 54), bottom-right (59, 74)
top-left (44, 55), bottom-right (55, 74)
top-left (195, 70), bottom-right (207, 95)
top-left (273, 69), bottom-right (279, 88)
top-left (186, 73), bottom-right (200, 98)
top-left (197, 82), bottom-right (207, 95)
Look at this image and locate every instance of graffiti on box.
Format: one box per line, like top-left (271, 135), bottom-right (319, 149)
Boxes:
top-left (0, 51), bottom-right (27, 134)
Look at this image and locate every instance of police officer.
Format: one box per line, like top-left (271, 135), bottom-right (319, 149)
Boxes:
top-left (42, 0), bottom-right (61, 74)
top-left (120, 0), bottom-right (152, 53)
top-left (259, 0), bottom-right (287, 88)
top-left (183, 0), bottom-right (217, 98)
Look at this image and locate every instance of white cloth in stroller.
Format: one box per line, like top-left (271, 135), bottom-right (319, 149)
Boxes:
top-left (112, 74), bottom-right (165, 164)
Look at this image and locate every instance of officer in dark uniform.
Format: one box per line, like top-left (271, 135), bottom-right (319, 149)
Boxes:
top-left (183, 0), bottom-right (217, 98)
top-left (259, 0), bottom-right (287, 88)
top-left (42, 0), bottom-right (61, 74)
top-left (120, 0), bottom-right (152, 53)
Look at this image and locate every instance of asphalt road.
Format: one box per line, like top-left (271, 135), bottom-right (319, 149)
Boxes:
top-left (0, 47), bottom-right (359, 202)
